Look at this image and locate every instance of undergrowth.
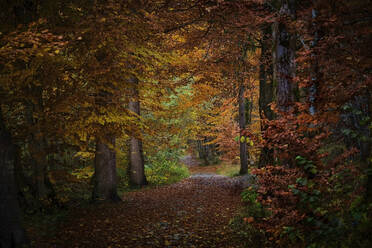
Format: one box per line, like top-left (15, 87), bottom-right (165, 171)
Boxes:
top-left (145, 150), bottom-right (190, 185)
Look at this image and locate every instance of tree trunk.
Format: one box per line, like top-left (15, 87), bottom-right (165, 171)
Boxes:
top-left (259, 26), bottom-right (275, 167)
top-left (128, 135), bottom-right (147, 186)
top-left (25, 89), bottom-right (55, 208)
top-left (197, 138), bottom-right (209, 165)
top-left (128, 77), bottom-right (147, 187)
top-left (30, 137), bottom-right (52, 202)
top-left (239, 84), bottom-right (248, 174)
top-left (0, 113), bottom-right (29, 248)
top-left (195, 138), bottom-right (217, 166)
top-left (92, 135), bottom-right (121, 202)
top-left (92, 86), bottom-right (121, 202)
top-left (309, 7), bottom-right (319, 115)
top-left (273, 0), bottom-right (296, 112)
top-left (366, 89), bottom-right (372, 202)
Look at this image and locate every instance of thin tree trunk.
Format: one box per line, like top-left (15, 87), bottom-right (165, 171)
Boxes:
top-left (0, 112), bottom-right (29, 248)
top-left (366, 89), bottom-right (372, 202)
top-left (197, 140), bottom-right (203, 162)
top-left (195, 137), bottom-right (216, 165)
top-left (203, 138), bottom-right (210, 165)
top-left (128, 77), bottom-right (147, 187)
top-left (92, 135), bottom-right (121, 202)
top-left (309, 6), bottom-right (319, 115)
top-left (239, 84), bottom-right (248, 174)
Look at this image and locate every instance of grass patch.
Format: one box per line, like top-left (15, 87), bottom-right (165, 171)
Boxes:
top-left (188, 161), bottom-right (241, 177)
top-left (216, 162), bottom-right (240, 177)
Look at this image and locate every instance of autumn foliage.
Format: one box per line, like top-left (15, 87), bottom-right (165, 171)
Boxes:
top-left (0, 0), bottom-right (371, 247)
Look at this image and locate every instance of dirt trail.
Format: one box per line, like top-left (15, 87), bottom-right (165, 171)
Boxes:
top-left (179, 154), bottom-right (201, 167)
top-left (36, 175), bottom-right (244, 248)
top-left (180, 154), bottom-right (224, 175)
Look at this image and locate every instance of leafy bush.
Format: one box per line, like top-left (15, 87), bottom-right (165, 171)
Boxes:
top-left (230, 187), bottom-right (269, 247)
top-left (234, 158), bottom-right (372, 248)
top-left (145, 151), bottom-right (189, 185)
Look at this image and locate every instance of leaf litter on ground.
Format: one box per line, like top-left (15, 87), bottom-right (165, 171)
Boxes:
top-left (30, 171), bottom-right (248, 248)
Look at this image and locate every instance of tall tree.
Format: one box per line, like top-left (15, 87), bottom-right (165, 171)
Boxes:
top-left (92, 135), bottom-right (121, 202)
top-left (25, 88), bottom-right (56, 206)
top-left (258, 25), bottom-right (275, 167)
top-left (308, 5), bottom-right (318, 115)
top-left (128, 77), bottom-right (147, 187)
top-left (0, 0), bottom-right (69, 211)
top-left (366, 90), bottom-right (372, 201)
top-left (238, 83), bottom-right (249, 174)
top-left (238, 42), bottom-right (251, 175)
top-left (273, 0), bottom-right (296, 112)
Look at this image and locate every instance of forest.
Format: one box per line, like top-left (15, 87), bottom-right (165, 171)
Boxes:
top-left (0, 0), bottom-right (371, 247)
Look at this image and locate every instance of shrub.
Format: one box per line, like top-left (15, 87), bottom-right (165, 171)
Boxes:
top-left (145, 151), bottom-right (190, 185)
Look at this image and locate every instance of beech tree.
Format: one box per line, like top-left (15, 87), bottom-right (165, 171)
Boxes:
top-left (237, 42), bottom-right (251, 174)
top-left (92, 135), bottom-right (120, 202)
top-left (1, 1), bottom-right (371, 246)
top-left (273, 0), bottom-right (296, 112)
top-left (0, 0), bottom-right (67, 210)
top-left (128, 77), bottom-right (147, 187)
top-left (258, 25), bottom-right (275, 167)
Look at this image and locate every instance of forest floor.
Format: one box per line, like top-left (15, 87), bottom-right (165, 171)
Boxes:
top-left (29, 161), bottom-right (246, 248)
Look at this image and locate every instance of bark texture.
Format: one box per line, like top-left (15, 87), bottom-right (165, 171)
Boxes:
top-left (273, 0), bottom-right (296, 112)
top-left (259, 26), bottom-right (275, 167)
top-left (128, 77), bottom-right (147, 187)
top-left (92, 135), bottom-right (121, 202)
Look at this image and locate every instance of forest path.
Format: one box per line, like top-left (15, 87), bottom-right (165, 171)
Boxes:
top-left (38, 173), bottom-right (244, 248)
top-left (180, 153), bottom-right (226, 175)
top-left (179, 154), bottom-right (201, 167)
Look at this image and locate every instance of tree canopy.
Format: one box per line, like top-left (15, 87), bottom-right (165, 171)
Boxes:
top-left (0, 0), bottom-right (371, 247)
